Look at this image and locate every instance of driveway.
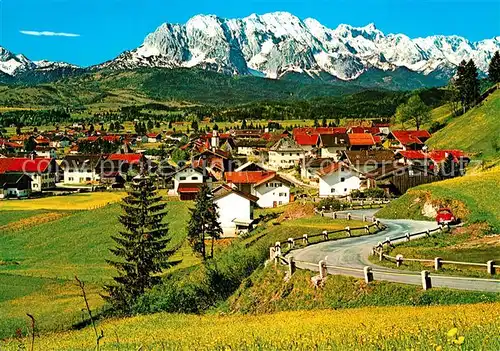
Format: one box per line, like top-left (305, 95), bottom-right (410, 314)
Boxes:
top-left (290, 210), bottom-right (500, 293)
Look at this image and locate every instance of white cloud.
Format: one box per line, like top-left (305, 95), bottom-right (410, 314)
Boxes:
top-left (20, 30), bottom-right (80, 37)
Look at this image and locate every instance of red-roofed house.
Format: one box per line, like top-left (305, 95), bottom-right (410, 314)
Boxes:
top-left (318, 162), bottom-right (365, 197)
top-left (386, 130), bottom-right (431, 151)
top-left (395, 150), bottom-right (430, 166)
top-left (348, 133), bottom-right (376, 150)
top-left (225, 170), bottom-right (292, 208)
top-left (146, 133), bottom-right (162, 143)
top-left (0, 157), bottom-right (57, 191)
top-left (107, 153), bottom-right (146, 165)
top-left (294, 133), bottom-right (319, 153)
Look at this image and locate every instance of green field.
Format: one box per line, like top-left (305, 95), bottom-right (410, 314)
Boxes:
top-left (376, 166), bottom-right (500, 231)
top-left (0, 197), bottom-right (192, 338)
top-left (427, 89), bottom-right (500, 159)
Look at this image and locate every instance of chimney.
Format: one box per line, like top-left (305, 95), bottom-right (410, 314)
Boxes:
top-left (211, 130), bottom-right (220, 150)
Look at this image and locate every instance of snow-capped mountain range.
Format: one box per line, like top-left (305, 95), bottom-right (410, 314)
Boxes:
top-left (1, 12), bottom-right (499, 84)
top-left (0, 46), bottom-right (77, 76)
top-left (97, 12), bottom-right (500, 81)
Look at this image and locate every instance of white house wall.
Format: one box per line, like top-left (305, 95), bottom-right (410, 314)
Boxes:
top-left (173, 169), bottom-right (204, 194)
top-left (215, 193), bottom-right (251, 237)
top-left (253, 181), bottom-right (290, 208)
top-left (319, 170), bottom-right (361, 197)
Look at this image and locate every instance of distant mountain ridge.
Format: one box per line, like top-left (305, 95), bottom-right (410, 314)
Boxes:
top-left (1, 12), bottom-right (499, 88)
top-left (96, 12), bottom-right (500, 82)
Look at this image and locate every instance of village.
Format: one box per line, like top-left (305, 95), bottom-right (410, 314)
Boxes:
top-left (0, 120), bottom-right (470, 236)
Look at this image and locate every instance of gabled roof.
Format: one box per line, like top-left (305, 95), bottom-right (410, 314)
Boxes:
top-left (107, 153), bottom-right (144, 164)
top-left (294, 133), bottom-right (319, 146)
top-left (0, 173), bottom-right (32, 190)
top-left (318, 133), bottom-right (349, 147)
top-left (397, 150), bottom-right (427, 160)
top-left (0, 157), bottom-right (53, 174)
top-left (60, 155), bottom-right (102, 170)
top-left (235, 162), bottom-right (267, 172)
top-left (317, 161), bottom-right (360, 177)
top-left (212, 184), bottom-right (259, 202)
top-left (428, 150), bottom-right (469, 163)
top-left (348, 133), bottom-right (375, 146)
top-left (253, 173), bottom-right (292, 187)
top-left (293, 127), bottom-right (347, 137)
top-left (391, 130), bottom-right (431, 146)
top-left (225, 171), bottom-right (276, 184)
top-left (269, 138), bottom-right (304, 152)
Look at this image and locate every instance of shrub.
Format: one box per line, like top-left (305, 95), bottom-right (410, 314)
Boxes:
top-left (364, 188), bottom-right (386, 199)
top-left (317, 197), bottom-right (342, 211)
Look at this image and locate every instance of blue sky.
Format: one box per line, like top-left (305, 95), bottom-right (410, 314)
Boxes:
top-left (1, 0), bottom-right (499, 67)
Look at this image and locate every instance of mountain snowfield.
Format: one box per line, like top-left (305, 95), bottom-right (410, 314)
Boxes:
top-left (1, 11), bottom-right (499, 83)
top-left (0, 46), bottom-right (78, 76)
top-left (97, 12), bottom-right (500, 81)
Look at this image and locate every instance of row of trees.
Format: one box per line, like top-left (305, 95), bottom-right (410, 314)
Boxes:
top-left (105, 177), bottom-right (221, 311)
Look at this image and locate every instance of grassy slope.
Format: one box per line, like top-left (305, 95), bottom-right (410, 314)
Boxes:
top-left (4, 303), bottom-right (499, 350)
top-left (371, 227), bottom-right (500, 278)
top-left (376, 166), bottom-right (500, 231)
top-left (427, 89), bottom-right (500, 159)
top-left (227, 266), bottom-right (498, 314)
top-left (0, 199), bottom-right (191, 338)
top-left (0, 68), bottom-right (363, 108)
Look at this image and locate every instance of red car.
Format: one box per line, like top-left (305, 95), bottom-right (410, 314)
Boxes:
top-left (436, 208), bottom-right (458, 225)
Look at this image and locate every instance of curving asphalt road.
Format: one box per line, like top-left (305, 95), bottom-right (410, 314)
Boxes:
top-left (290, 210), bottom-right (500, 293)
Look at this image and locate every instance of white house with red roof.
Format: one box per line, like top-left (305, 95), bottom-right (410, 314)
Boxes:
top-left (225, 170), bottom-right (292, 208)
top-left (0, 157), bottom-right (56, 191)
top-left (318, 162), bottom-right (364, 197)
top-left (294, 133), bottom-right (319, 154)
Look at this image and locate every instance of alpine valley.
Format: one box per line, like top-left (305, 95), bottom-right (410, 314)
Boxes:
top-left (1, 11), bottom-right (499, 90)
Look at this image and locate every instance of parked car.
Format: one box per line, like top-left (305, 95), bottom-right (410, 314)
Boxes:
top-left (436, 208), bottom-right (458, 225)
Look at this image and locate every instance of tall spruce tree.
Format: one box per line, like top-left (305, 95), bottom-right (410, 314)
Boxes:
top-left (455, 60), bottom-right (468, 113)
top-left (488, 51), bottom-right (500, 84)
top-left (104, 174), bottom-right (173, 312)
top-left (465, 59), bottom-right (480, 109)
top-left (187, 184), bottom-right (223, 260)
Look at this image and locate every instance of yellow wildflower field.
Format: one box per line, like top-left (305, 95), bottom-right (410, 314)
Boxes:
top-left (0, 192), bottom-right (125, 211)
top-left (4, 303), bottom-right (499, 350)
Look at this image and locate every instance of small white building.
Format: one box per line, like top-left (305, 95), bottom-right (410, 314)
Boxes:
top-left (225, 171), bottom-right (292, 208)
top-left (172, 166), bottom-right (214, 200)
top-left (268, 138), bottom-right (305, 170)
top-left (317, 134), bottom-right (350, 160)
top-left (252, 174), bottom-right (292, 208)
top-left (60, 155), bottom-right (102, 185)
top-left (318, 162), bottom-right (364, 197)
top-left (213, 184), bottom-right (258, 237)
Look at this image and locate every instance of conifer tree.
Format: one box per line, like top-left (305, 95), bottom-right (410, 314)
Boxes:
top-left (187, 184), bottom-right (222, 260)
top-left (465, 59), bottom-right (480, 109)
top-left (104, 174), bottom-right (173, 312)
top-left (488, 51), bottom-right (500, 84)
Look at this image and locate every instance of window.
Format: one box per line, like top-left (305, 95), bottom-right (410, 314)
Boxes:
top-left (179, 176), bottom-right (186, 181)
top-left (297, 153), bottom-right (300, 156)
top-left (191, 176), bottom-right (198, 180)
top-left (86, 177), bottom-right (91, 182)
top-left (331, 188), bottom-right (335, 193)
top-left (279, 201), bottom-right (283, 205)
top-left (344, 188), bottom-right (347, 192)
top-left (340, 177), bottom-right (345, 182)
top-left (281, 153), bottom-right (284, 156)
